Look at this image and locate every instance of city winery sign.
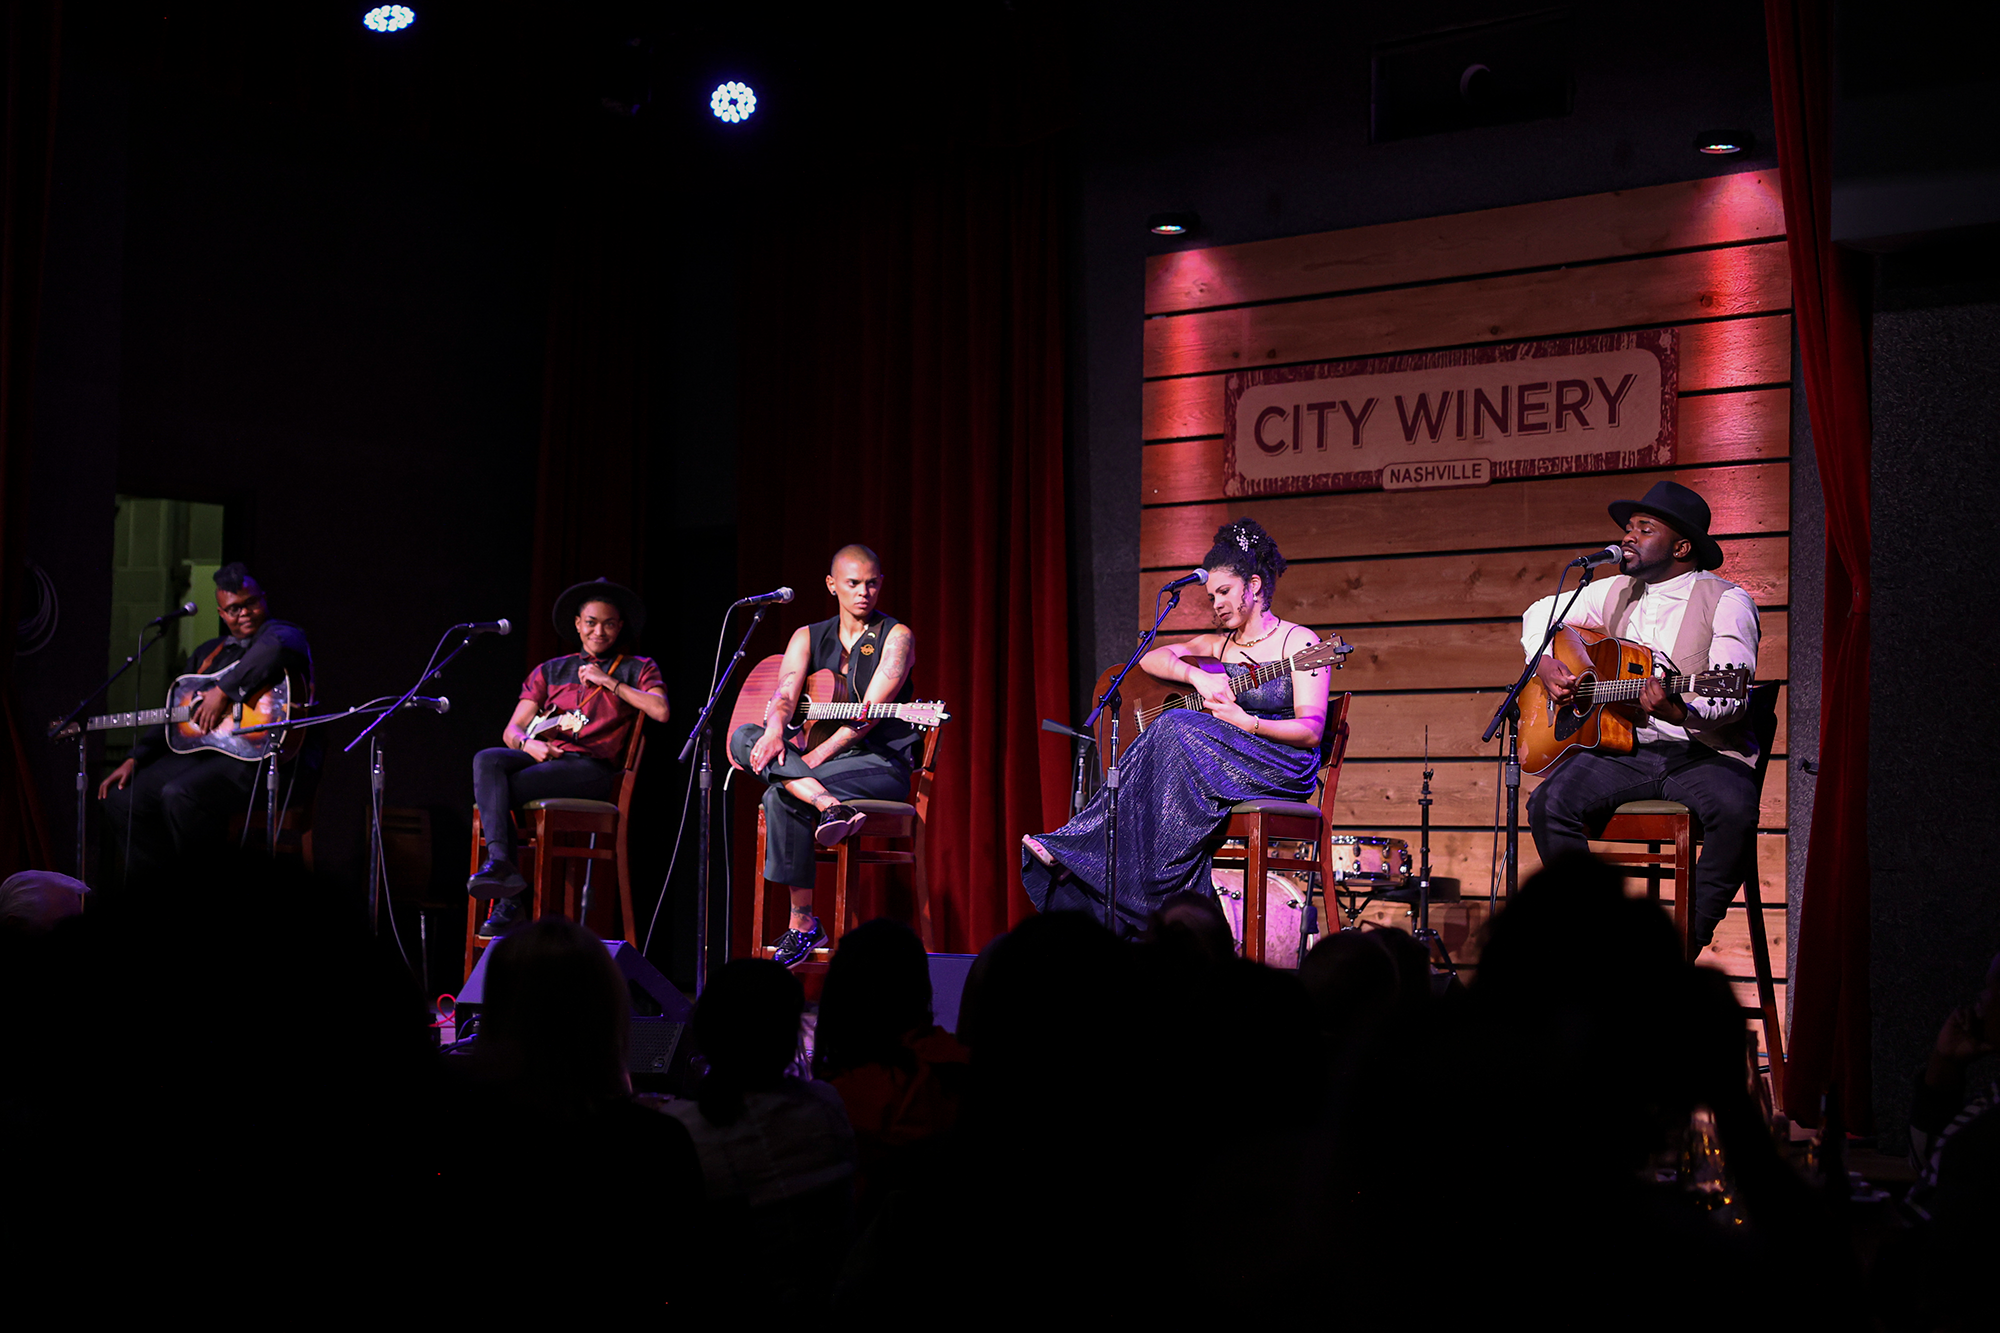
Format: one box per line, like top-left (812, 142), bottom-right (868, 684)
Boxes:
top-left (1221, 329), bottom-right (1678, 496)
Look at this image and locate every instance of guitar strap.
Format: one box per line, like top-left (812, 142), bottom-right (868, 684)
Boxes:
top-left (196, 641), bottom-right (230, 674)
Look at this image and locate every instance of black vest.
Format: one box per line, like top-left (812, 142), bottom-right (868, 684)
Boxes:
top-left (808, 613), bottom-right (917, 764)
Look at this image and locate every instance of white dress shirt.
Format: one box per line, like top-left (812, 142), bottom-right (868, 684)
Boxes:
top-left (1520, 568), bottom-right (1760, 746)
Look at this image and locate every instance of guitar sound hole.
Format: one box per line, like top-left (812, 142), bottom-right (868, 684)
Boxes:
top-left (1552, 675), bottom-right (1593, 742)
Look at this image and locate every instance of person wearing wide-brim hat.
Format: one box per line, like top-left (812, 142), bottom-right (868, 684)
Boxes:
top-left (1516, 478), bottom-right (1763, 954)
top-left (467, 577), bottom-right (669, 937)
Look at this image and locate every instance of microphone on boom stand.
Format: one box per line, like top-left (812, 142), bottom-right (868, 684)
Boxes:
top-left (1159, 568), bottom-right (1208, 592)
top-left (1570, 544), bottom-right (1624, 569)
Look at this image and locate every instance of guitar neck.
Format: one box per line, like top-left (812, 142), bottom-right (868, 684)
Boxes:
top-left (88, 706), bottom-right (185, 732)
top-left (1145, 654), bottom-right (1298, 723)
top-left (1578, 672), bottom-right (1699, 705)
top-left (802, 701), bottom-right (919, 723)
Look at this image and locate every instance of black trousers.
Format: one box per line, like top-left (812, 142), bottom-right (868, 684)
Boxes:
top-left (727, 724), bottom-right (911, 892)
top-left (1527, 740), bottom-right (1759, 947)
top-left (470, 747), bottom-right (616, 870)
top-left (102, 749), bottom-right (261, 887)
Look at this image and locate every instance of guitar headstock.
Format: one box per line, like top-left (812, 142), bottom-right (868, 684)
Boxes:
top-left (554, 708), bottom-right (589, 735)
top-left (900, 701), bottom-right (951, 730)
top-left (49, 719), bottom-right (78, 740)
top-left (1692, 665), bottom-right (1752, 700)
top-left (1293, 631), bottom-right (1355, 673)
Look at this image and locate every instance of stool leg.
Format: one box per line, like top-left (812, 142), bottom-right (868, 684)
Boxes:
top-left (1742, 871), bottom-right (1785, 1106)
top-left (1244, 820), bottom-right (1267, 964)
top-left (1674, 816), bottom-right (1693, 961)
top-left (751, 807), bottom-right (769, 959)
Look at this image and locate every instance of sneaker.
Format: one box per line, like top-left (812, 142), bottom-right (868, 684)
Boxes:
top-left (468, 858), bottom-right (528, 895)
top-left (814, 804), bottom-right (867, 848)
top-left (772, 917), bottom-right (826, 967)
top-left (477, 893), bottom-right (527, 939)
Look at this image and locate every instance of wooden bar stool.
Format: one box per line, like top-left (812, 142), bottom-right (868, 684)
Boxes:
top-left (1209, 693), bottom-right (1352, 965)
top-left (463, 728), bottom-right (647, 979)
top-left (1593, 682), bottom-right (1784, 1103)
top-left (749, 723), bottom-right (945, 968)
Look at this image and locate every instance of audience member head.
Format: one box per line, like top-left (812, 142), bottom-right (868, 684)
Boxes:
top-left (1145, 890), bottom-right (1236, 967)
top-left (1299, 929), bottom-right (1401, 1053)
top-left (814, 917), bottom-right (933, 1078)
top-left (693, 958), bottom-right (805, 1126)
top-left (479, 917), bottom-right (632, 1110)
top-left (0, 871), bottom-right (87, 935)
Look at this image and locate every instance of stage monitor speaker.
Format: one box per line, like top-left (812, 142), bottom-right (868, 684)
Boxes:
top-left (458, 937), bottom-right (698, 1088)
top-left (927, 952), bottom-right (976, 1035)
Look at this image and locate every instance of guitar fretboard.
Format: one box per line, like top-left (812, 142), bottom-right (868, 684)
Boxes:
top-left (87, 707), bottom-right (185, 732)
top-left (804, 703), bottom-right (924, 722)
top-left (1575, 673), bottom-right (1695, 706)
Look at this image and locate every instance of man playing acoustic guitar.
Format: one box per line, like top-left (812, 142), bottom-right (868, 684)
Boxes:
top-left (468, 579), bottom-right (668, 937)
top-left (1521, 480), bottom-right (1761, 953)
top-left (729, 545), bottom-right (918, 968)
top-left (98, 562), bottom-right (315, 888)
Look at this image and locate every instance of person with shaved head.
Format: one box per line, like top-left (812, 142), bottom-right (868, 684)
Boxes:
top-left (729, 545), bottom-right (919, 967)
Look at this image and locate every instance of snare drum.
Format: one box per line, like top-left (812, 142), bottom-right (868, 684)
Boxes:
top-left (1210, 869), bottom-right (1311, 970)
top-left (1326, 835), bottom-right (1412, 889)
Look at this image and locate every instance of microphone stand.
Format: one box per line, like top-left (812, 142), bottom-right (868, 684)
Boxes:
top-left (1483, 562), bottom-right (1598, 907)
top-left (1039, 718), bottom-right (1098, 817)
top-left (678, 603), bottom-right (769, 995)
top-left (1080, 586), bottom-right (1182, 935)
top-left (48, 619), bottom-right (179, 881)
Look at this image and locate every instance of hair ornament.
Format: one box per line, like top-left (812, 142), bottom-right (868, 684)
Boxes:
top-left (1235, 525), bottom-right (1253, 552)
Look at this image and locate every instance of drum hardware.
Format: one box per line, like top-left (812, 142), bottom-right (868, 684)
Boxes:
top-left (1411, 728), bottom-right (1457, 975)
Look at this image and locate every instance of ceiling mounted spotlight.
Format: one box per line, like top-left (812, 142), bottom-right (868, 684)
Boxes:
top-left (363, 5), bottom-right (415, 33)
top-left (1148, 211), bottom-right (1200, 236)
top-left (1693, 129), bottom-right (1755, 156)
top-left (710, 81), bottom-right (757, 124)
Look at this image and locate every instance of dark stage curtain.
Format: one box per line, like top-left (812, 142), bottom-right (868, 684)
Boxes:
top-left (734, 144), bottom-right (1073, 957)
top-left (525, 161), bottom-right (653, 669)
top-left (1766, 0), bottom-right (1873, 1127)
top-left (0, 0), bottom-right (60, 873)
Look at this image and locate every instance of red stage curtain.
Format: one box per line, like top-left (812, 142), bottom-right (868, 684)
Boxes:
top-left (1766, 0), bottom-right (1873, 1127)
top-left (0, 0), bottom-right (60, 873)
top-left (734, 143), bottom-right (1072, 956)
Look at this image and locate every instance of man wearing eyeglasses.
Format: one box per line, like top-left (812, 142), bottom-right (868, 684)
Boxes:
top-left (99, 562), bottom-right (315, 887)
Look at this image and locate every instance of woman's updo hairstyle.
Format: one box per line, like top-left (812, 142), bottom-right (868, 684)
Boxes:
top-left (1200, 517), bottom-right (1287, 609)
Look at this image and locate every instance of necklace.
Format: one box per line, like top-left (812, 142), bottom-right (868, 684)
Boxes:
top-left (1232, 617), bottom-right (1282, 650)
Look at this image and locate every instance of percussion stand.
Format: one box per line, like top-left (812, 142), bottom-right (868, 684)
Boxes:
top-left (1081, 588), bottom-right (1182, 935)
top-left (1411, 728), bottom-right (1456, 974)
top-left (1484, 564), bottom-right (1595, 908)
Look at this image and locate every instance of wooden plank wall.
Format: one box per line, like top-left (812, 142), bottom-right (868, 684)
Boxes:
top-left (1137, 171), bottom-right (1791, 1009)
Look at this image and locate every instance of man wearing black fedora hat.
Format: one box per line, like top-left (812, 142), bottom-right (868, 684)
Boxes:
top-left (467, 578), bottom-right (668, 936)
top-left (1518, 480), bottom-right (1762, 953)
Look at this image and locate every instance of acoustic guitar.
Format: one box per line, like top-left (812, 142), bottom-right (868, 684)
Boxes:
top-left (1091, 631), bottom-right (1353, 760)
top-left (52, 671), bottom-right (307, 763)
top-left (1517, 623), bottom-right (1751, 775)
top-left (524, 708), bottom-right (588, 743)
top-left (726, 656), bottom-right (949, 769)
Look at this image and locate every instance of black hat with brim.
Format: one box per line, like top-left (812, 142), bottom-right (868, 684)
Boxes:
top-left (552, 578), bottom-right (647, 645)
top-left (1608, 480), bottom-right (1725, 571)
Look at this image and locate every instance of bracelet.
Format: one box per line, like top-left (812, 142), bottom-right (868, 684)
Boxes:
top-left (1251, 716), bottom-right (1261, 736)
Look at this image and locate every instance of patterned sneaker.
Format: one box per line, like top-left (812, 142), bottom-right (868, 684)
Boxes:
top-left (814, 803), bottom-right (867, 848)
top-left (772, 917), bottom-right (826, 968)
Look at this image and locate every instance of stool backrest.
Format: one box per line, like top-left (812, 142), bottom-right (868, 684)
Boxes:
top-left (1316, 692), bottom-right (1354, 817)
top-left (909, 717), bottom-right (947, 824)
top-left (1746, 682), bottom-right (1780, 798)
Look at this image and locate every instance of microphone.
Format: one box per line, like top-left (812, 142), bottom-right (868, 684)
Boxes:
top-left (1571, 545), bottom-right (1624, 569)
top-left (148, 601), bottom-right (199, 625)
top-left (404, 696), bottom-right (451, 714)
top-left (1159, 568), bottom-right (1209, 592)
top-left (737, 588), bottom-right (795, 607)
top-left (462, 619), bottom-right (512, 636)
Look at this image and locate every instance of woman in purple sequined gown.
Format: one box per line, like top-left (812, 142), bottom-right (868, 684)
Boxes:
top-left (1023, 519), bottom-right (1334, 937)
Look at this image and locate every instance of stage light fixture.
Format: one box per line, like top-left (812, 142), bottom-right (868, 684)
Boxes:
top-left (1693, 129), bottom-right (1754, 156)
top-left (1148, 212), bottom-right (1199, 236)
top-left (363, 5), bottom-right (415, 32)
top-left (710, 81), bottom-right (757, 124)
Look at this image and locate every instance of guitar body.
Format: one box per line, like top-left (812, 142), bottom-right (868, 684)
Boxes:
top-left (1517, 625), bottom-right (1648, 774)
top-left (1089, 657), bottom-right (1228, 766)
top-left (165, 670), bottom-right (298, 763)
